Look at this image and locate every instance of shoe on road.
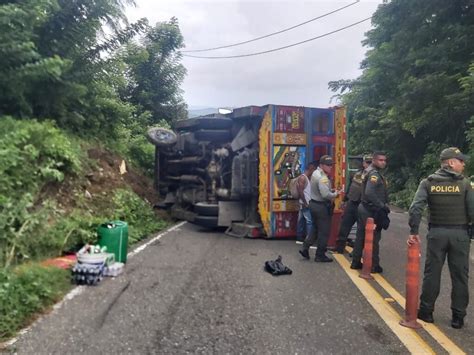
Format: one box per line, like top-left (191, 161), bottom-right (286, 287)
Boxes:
top-left (417, 309), bottom-right (434, 323)
top-left (451, 315), bottom-right (464, 329)
top-left (299, 249), bottom-right (310, 260)
top-left (350, 261), bottom-right (363, 269)
top-left (315, 254), bottom-right (333, 263)
top-left (371, 265), bottom-right (383, 273)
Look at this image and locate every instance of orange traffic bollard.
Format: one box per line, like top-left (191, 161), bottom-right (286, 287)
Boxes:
top-left (400, 238), bottom-right (422, 329)
top-left (359, 217), bottom-right (375, 280)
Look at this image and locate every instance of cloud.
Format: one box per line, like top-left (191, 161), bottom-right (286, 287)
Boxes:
top-left (127, 0), bottom-right (383, 108)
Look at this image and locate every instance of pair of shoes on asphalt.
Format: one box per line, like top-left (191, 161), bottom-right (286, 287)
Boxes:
top-left (315, 254), bottom-right (333, 263)
top-left (299, 250), bottom-right (333, 262)
top-left (349, 261), bottom-right (383, 273)
top-left (418, 309), bottom-right (464, 329)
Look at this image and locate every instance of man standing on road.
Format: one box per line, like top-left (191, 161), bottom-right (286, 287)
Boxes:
top-left (299, 155), bottom-right (342, 262)
top-left (335, 155), bottom-right (372, 253)
top-left (350, 151), bottom-right (389, 273)
top-left (407, 147), bottom-right (474, 329)
top-left (296, 162), bottom-right (317, 242)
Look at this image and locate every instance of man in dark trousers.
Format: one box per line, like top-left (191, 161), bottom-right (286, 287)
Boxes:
top-left (407, 147), bottom-right (474, 329)
top-left (299, 155), bottom-right (342, 262)
top-left (350, 151), bottom-right (389, 273)
top-left (335, 155), bottom-right (372, 253)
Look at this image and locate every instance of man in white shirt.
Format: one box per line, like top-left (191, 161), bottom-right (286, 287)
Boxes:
top-left (296, 162), bottom-right (317, 242)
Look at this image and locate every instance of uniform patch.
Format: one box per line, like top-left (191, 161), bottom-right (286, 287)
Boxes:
top-left (430, 185), bottom-right (460, 193)
top-left (370, 175), bottom-right (378, 183)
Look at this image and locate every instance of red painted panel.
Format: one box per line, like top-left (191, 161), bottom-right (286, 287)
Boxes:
top-left (273, 211), bottom-right (298, 237)
top-left (275, 107), bottom-right (305, 133)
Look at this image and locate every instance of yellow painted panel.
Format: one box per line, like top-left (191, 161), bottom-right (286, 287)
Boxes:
top-left (258, 109), bottom-right (272, 236)
top-left (273, 133), bottom-right (306, 145)
top-left (272, 200), bottom-right (299, 212)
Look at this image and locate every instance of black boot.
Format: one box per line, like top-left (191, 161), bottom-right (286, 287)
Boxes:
top-left (417, 309), bottom-right (434, 323)
top-left (371, 265), bottom-right (383, 273)
top-left (350, 261), bottom-right (363, 269)
top-left (334, 240), bottom-right (345, 254)
top-left (451, 314), bottom-right (464, 329)
top-left (299, 249), bottom-right (310, 260)
top-left (315, 254), bottom-right (333, 262)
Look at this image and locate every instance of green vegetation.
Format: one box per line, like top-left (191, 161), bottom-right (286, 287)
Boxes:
top-left (0, 264), bottom-right (72, 340)
top-left (0, 0), bottom-right (180, 341)
top-left (112, 189), bottom-right (169, 243)
top-left (330, 0), bottom-right (474, 207)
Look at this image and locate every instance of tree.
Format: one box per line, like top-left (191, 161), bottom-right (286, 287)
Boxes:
top-left (0, 0), bottom-right (148, 136)
top-left (122, 17), bottom-right (188, 124)
top-left (330, 0), bottom-right (474, 206)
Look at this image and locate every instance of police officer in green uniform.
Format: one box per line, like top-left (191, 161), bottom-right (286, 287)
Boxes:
top-left (335, 155), bottom-right (372, 253)
top-left (350, 151), bottom-right (389, 273)
top-left (408, 147), bottom-right (474, 329)
top-left (299, 155), bottom-right (342, 262)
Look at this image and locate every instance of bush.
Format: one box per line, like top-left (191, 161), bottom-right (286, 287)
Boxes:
top-left (0, 194), bottom-right (54, 267)
top-left (113, 115), bottom-right (171, 176)
top-left (0, 264), bottom-right (71, 341)
top-left (0, 116), bottom-right (82, 199)
top-left (112, 188), bottom-right (169, 243)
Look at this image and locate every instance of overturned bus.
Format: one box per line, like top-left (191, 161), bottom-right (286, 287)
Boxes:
top-left (148, 105), bottom-right (347, 240)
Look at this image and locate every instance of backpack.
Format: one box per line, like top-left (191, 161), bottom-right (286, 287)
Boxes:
top-left (289, 176), bottom-right (300, 199)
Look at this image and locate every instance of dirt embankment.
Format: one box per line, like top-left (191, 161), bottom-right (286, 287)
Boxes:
top-left (39, 147), bottom-right (162, 215)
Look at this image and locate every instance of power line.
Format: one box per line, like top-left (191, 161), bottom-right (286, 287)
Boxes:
top-left (182, 0), bottom-right (360, 53)
top-left (182, 17), bottom-right (372, 59)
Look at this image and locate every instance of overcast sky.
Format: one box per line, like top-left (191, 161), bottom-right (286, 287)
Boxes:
top-left (126, 0), bottom-right (384, 109)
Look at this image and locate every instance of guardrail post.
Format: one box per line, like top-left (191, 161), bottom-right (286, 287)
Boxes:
top-left (359, 217), bottom-right (374, 280)
top-left (400, 238), bottom-right (422, 329)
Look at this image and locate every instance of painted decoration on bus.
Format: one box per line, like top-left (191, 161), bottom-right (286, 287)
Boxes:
top-left (273, 145), bottom-right (306, 199)
top-left (271, 212), bottom-right (298, 237)
top-left (333, 107), bottom-right (347, 210)
top-left (273, 200), bottom-right (299, 212)
top-left (258, 109), bottom-right (273, 237)
top-left (273, 132), bottom-right (306, 145)
top-left (274, 106), bottom-right (305, 133)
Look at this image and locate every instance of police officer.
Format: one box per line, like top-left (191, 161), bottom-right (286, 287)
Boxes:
top-left (407, 147), bottom-right (474, 329)
top-left (350, 151), bottom-right (389, 273)
top-left (299, 155), bottom-right (342, 262)
top-left (335, 155), bottom-right (372, 253)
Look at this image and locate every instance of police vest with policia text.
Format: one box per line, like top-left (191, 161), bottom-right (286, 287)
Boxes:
top-left (425, 177), bottom-right (470, 225)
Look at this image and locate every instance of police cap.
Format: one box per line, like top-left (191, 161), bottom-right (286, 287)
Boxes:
top-left (319, 155), bottom-right (334, 166)
top-left (440, 147), bottom-right (469, 162)
top-left (363, 154), bottom-right (372, 163)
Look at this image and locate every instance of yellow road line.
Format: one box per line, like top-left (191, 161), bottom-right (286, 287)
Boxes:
top-left (333, 253), bottom-right (435, 354)
top-left (373, 274), bottom-right (466, 355)
top-left (342, 246), bottom-right (465, 354)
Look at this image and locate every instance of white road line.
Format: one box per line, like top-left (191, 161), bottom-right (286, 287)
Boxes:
top-left (128, 221), bottom-right (186, 258)
top-left (295, 241), bottom-right (317, 250)
top-left (3, 221), bottom-right (186, 349)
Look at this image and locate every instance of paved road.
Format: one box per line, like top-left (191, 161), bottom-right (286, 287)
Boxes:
top-left (9, 211), bottom-right (474, 354)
